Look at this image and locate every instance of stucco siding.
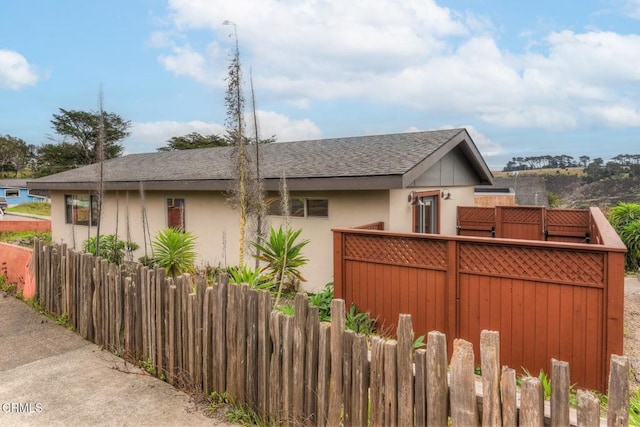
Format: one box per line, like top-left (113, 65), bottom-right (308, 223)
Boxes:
top-left (50, 189), bottom-right (390, 293)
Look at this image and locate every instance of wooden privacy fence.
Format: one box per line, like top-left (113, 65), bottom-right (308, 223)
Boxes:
top-left (32, 241), bottom-right (631, 425)
top-left (334, 207), bottom-right (626, 392)
top-left (457, 206), bottom-right (591, 243)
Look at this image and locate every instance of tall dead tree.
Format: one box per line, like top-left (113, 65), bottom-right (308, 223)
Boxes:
top-left (249, 69), bottom-right (267, 268)
top-left (95, 88), bottom-right (106, 256)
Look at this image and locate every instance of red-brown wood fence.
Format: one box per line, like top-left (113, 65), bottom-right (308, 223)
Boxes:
top-left (457, 206), bottom-right (592, 243)
top-left (29, 241), bottom-right (632, 425)
top-left (333, 207), bottom-right (626, 392)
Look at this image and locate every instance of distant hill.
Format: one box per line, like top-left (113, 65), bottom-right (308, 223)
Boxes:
top-left (492, 169), bottom-right (640, 209)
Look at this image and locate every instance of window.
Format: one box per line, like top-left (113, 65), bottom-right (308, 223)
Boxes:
top-left (412, 191), bottom-right (439, 234)
top-left (4, 189), bottom-right (19, 198)
top-left (167, 198), bottom-right (185, 230)
top-left (267, 197), bottom-right (328, 218)
top-left (65, 194), bottom-right (99, 226)
top-left (306, 199), bottom-right (329, 217)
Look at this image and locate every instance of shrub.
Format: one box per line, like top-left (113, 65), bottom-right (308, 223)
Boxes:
top-left (345, 303), bottom-right (376, 336)
top-left (152, 228), bottom-right (197, 277)
top-left (608, 202), bottom-right (640, 270)
top-left (308, 283), bottom-right (333, 322)
top-left (82, 234), bottom-right (139, 265)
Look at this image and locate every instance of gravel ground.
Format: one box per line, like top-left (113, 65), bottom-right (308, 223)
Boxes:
top-left (625, 275), bottom-right (640, 392)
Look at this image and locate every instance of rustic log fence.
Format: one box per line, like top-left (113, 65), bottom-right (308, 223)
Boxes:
top-left (32, 241), bottom-right (631, 426)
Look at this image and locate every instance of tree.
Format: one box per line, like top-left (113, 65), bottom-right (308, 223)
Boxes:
top-left (0, 135), bottom-right (35, 177)
top-left (34, 142), bottom-right (83, 176)
top-left (49, 108), bottom-right (131, 166)
top-left (157, 132), bottom-right (228, 151)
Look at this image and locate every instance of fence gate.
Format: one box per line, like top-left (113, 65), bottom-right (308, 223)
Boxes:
top-left (496, 206), bottom-right (544, 240)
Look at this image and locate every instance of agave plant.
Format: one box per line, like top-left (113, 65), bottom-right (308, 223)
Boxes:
top-left (251, 226), bottom-right (309, 306)
top-left (152, 227), bottom-right (197, 277)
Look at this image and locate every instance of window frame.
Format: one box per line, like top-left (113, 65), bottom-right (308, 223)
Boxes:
top-left (4, 189), bottom-right (19, 198)
top-left (266, 196), bottom-right (329, 219)
top-left (64, 194), bottom-right (99, 226)
top-left (412, 190), bottom-right (440, 234)
top-left (167, 197), bottom-right (186, 230)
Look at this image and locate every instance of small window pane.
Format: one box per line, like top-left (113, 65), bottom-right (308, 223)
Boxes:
top-left (290, 198), bottom-right (305, 217)
top-left (5, 189), bottom-right (19, 198)
top-left (307, 199), bottom-right (328, 217)
top-left (266, 198), bottom-right (281, 216)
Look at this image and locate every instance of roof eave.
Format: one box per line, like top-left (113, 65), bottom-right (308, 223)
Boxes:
top-left (28, 175), bottom-right (405, 192)
top-left (401, 129), bottom-right (494, 187)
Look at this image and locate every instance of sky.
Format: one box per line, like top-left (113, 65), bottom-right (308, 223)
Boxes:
top-left (1, 0), bottom-right (640, 170)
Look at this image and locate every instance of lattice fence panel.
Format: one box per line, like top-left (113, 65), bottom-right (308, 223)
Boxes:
top-left (458, 243), bottom-right (604, 286)
top-left (502, 207), bottom-right (544, 224)
top-left (344, 234), bottom-right (447, 269)
top-left (546, 209), bottom-right (590, 227)
top-left (458, 206), bottom-right (495, 223)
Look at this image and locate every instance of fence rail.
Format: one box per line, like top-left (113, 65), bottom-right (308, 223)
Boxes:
top-left (32, 241), bottom-right (630, 426)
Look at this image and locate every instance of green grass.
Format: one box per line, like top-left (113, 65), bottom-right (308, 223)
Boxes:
top-left (6, 202), bottom-right (51, 216)
top-left (0, 230), bottom-right (52, 246)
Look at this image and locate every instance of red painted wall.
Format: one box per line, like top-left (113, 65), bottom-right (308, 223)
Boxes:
top-left (0, 243), bottom-right (35, 298)
top-left (0, 220), bottom-right (51, 233)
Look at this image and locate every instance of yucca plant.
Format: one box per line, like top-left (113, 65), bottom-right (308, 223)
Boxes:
top-left (251, 226), bottom-right (309, 307)
top-left (227, 265), bottom-right (274, 290)
top-left (152, 228), bottom-right (197, 277)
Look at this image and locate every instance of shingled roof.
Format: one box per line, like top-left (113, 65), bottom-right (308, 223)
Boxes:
top-left (28, 128), bottom-right (492, 192)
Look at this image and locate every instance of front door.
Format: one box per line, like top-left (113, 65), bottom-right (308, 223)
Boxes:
top-left (413, 192), bottom-right (439, 234)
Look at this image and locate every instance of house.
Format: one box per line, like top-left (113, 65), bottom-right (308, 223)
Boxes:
top-left (28, 128), bottom-right (493, 292)
top-left (0, 179), bottom-right (48, 206)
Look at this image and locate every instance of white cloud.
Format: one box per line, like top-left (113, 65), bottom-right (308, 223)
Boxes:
top-left (155, 0), bottom-right (640, 132)
top-left (435, 124), bottom-right (503, 157)
top-left (127, 112), bottom-right (321, 153)
top-left (0, 49), bottom-right (39, 90)
top-left (127, 120), bottom-right (226, 153)
top-left (254, 111), bottom-right (322, 142)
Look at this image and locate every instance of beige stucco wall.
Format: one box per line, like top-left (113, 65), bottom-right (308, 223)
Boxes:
top-left (51, 185), bottom-right (476, 292)
top-left (388, 186), bottom-right (476, 235)
top-left (51, 189), bottom-right (390, 293)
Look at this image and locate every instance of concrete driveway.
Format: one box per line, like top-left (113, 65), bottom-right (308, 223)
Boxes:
top-left (0, 293), bottom-right (231, 426)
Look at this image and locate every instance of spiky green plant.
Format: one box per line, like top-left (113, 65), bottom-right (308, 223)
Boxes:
top-left (227, 265), bottom-right (274, 290)
top-left (152, 228), bottom-right (197, 277)
top-left (251, 226), bottom-right (309, 306)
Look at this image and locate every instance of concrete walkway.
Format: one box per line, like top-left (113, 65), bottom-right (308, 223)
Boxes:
top-left (0, 293), bottom-right (231, 426)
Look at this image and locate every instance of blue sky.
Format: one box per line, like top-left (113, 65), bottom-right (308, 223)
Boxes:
top-left (2, 0), bottom-right (640, 170)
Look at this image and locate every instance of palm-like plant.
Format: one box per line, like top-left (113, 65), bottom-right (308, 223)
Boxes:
top-left (608, 202), bottom-right (640, 229)
top-left (152, 228), bottom-right (197, 277)
top-left (608, 202), bottom-right (640, 271)
top-left (251, 226), bottom-right (309, 306)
